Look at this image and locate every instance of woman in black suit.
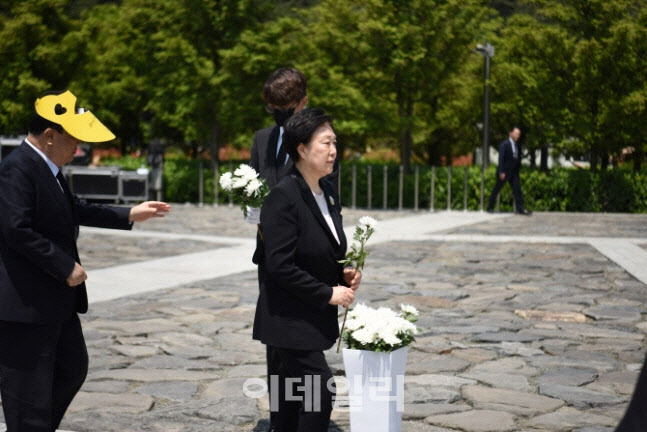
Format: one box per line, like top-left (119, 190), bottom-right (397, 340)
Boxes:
top-left (253, 108), bottom-right (361, 432)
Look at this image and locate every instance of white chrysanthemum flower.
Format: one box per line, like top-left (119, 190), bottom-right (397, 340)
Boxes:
top-left (358, 216), bottom-right (378, 229)
top-left (379, 325), bottom-right (401, 346)
top-left (348, 303), bottom-right (370, 320)
top-left (344, 318), bottom-right (363, 331)
top-left (234, 164), bottom-right (258, 181)
top-left (219, 172), bottom-right (233, 191)
top-left (352, 327), bottom-right (377, 345)
top-left (245, 178), bottom-right (263, 197)
top-left (232, 176), bottom-right (248, 189)
top-left (400, 304), bottom-right (419, 316)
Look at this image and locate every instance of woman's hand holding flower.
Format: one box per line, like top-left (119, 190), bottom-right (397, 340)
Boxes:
top-left (343, 268), bottom-right (362, 291)
top-left (329, 286), bottom-right (355, 308)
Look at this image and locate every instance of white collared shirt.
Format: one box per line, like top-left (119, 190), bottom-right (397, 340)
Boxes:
top-left (24, 138), bottom-right (63, 190)
top-left (510, 138), bottom-right (518, 158)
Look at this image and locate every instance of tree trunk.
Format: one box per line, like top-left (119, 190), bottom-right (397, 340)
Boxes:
top-left (634, 148), bottom-right (643, 171)
top-left (445, 148), bottom-right (453, 167)
top-left (590, 148), bottom-right (598, 172)
top-left (401, 127), bottom-right (412, 173)
top-left (209, 123), bottom-right (220, 169)
top-left (540, 145), bottom-right (549, 171)
top-left (529, 149), bottom-right (536, 169)
top-left (398, 88), bottom-right (414, 173)
top-left (600, 151), bottom-right (609, 171)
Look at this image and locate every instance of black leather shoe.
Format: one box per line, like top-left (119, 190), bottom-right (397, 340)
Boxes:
top-left (516, 209), bottom-right (532, 215)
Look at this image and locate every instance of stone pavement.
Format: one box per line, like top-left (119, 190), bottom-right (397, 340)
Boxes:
top-left (1, 207), bottom-right (647, 432)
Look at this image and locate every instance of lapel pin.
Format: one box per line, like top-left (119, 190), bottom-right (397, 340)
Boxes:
top-left (329, 196), bottom-right (335, 206)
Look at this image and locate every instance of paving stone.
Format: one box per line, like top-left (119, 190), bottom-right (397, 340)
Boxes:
top-left (130, 355), bottom-right (219, 370)
top-left (111, 345), bottom-right (160, 357)
top-left (536, 368), bottom-right (599, 387)
top-left (525, 406), bottom-right (616, 430)
top-left (529, 352), bottom-right (618, 373)
top-left (81, 380), bottom-right (131, 394)
top-left (515, 309), bottom-right (587, 323)
top-left (450, 347), bottom-right (499, 363)
top-left (225, 363), bottom-right (267, 378)
top-left (88, 368), bottom-right (220, 382)
top-left (583, 305), bottom-right (642, 322)
top-left (470, 357), bottom-right (539, 377)
top-left (538, 384), bottom-right (624, 408)
top-left (473, 332), bottom-right (542, 343)
top-left (135, 382), bottom-right (198, 401)
top-left (67, 391), bottom-right (154, 413)
top-left (574, 427), bottom-right (614, 432)
top-left (87, 318), bottom-right (178, 335)
top-left (405, 385), bottom-right (461, 404)
top-left (402, 421), bottom-right (459, 432)
top-left (195, 396), bottom-right (259, 425)
top-left (498, 342), bottom-right (544, 357)
top-left (586, 371), bottom-right (639, 395)
top-left (159, 344), bottom-right (224, 359)
top-left (403, 403), bottom-right (471, 419)
top-left (404, 374), bottom-right (476, 388)
top-left (157, 331), bottom-right (214, 347)
top-left (405, 355), bottom-right (470, 375)
top-left (203, 378), bottom-right (249, 399)
top-left (462, 385), bottom-right (564, 416)
top-left (428, 325), bottom-right (500, 335)
top-left (459, 372), bottom-right (531, 392)
top-left (425, 409), bottom-right (517, 432)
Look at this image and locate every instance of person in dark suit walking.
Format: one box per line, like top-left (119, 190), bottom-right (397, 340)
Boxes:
top-left (0, 90), bottom-right (170, 432)
top-left (253, 108), bottom-right (361, 432)
top-left (487, 126), bottom-right (531, 215)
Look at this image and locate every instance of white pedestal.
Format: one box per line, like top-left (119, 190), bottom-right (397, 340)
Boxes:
top-left (342, 347), bottom-right (408, 432)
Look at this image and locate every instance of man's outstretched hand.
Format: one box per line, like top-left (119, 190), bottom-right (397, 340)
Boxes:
top-left (129, 201), bottom-right (171, 222)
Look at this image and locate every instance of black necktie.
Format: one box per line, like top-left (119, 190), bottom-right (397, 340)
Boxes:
top-left (56, 171), bottom-right (72, 201)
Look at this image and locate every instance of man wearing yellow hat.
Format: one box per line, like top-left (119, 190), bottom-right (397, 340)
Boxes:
top-left (0, 90), bottom-right (170, 431)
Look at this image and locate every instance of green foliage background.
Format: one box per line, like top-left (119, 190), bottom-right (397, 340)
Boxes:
top-left (2, 0), bottom-right (647, 173)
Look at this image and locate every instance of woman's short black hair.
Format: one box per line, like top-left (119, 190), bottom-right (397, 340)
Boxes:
top-left (282, 108), bottom-right (333, 162)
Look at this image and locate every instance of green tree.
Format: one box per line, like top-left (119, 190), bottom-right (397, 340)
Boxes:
top-left (490, 13), bottom-right (575, 170)
top-left (221, 0), bottom-right (496, 171)
top-left (522, 0), bottom-right (645, 170)
top-left (73, 0), bottom-right (271, 157)
top-left (0, 0), bottom-right (83, 134)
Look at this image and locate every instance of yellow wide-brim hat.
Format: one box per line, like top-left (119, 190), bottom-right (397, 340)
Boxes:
top-left (35, 90), bottom-right (115, 142)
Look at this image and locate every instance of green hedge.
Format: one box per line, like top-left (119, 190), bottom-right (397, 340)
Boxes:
top-left (102, 156), bottom-right (647, 212)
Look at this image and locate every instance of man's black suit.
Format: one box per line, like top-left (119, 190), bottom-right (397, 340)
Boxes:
top-left (487, 138), bottom-right (525, 212)
top-left (0, 142), bottom-right (132, 431)
top-left (253, 170), bottom-right (347, 432)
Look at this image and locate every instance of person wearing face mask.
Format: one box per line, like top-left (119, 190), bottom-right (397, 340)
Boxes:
top-left (247, 68), bottom-right (339, 225)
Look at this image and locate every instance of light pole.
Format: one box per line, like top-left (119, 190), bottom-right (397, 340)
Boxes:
top-left (475, 41), bottom-right (494, 210)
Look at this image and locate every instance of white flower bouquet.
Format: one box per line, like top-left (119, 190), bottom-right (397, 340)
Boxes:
top-left (342, 303), bottom-right (419, 352)
top-left (219, 164), bottom-right (269, 217)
